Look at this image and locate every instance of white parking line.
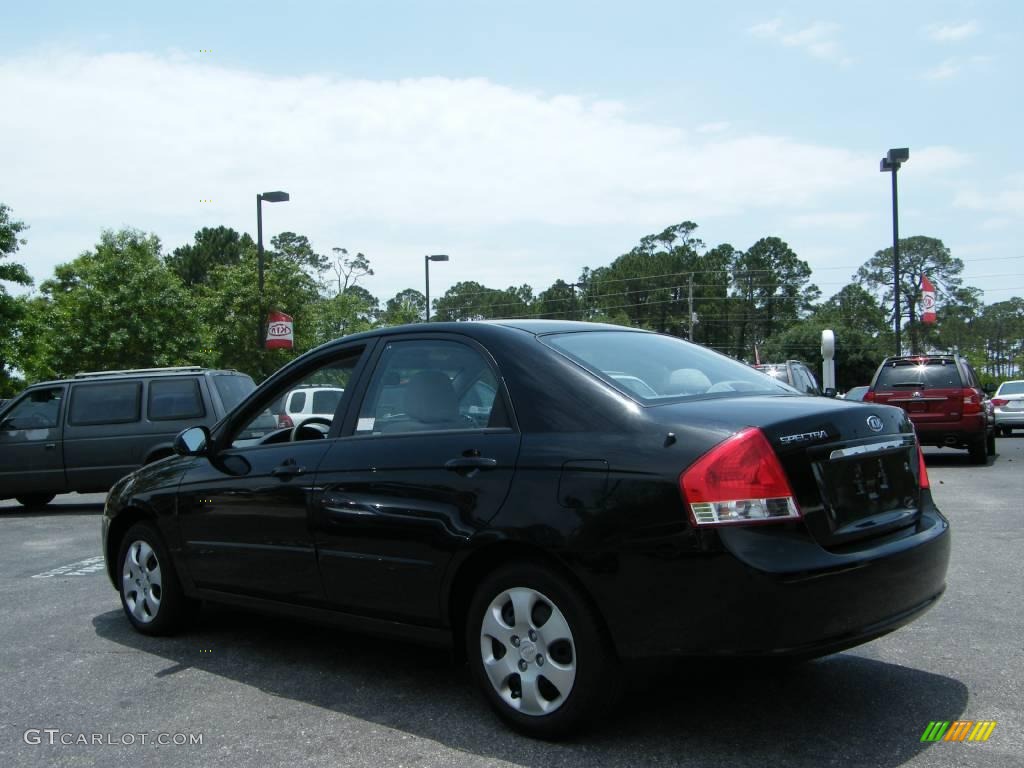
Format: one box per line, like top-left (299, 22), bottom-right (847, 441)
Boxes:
top-left (31, 556), bottom-right (106, 578)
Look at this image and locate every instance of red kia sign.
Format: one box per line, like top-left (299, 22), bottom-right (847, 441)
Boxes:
top-left (265, 311), bottom-right (294, 349)
top-left (921, 276), bottom-right (936, 325)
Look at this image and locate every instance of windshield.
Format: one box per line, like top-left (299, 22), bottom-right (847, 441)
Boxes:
top-left (543, 331), bottom-right (797, 401)
top-left (211, 373), bottom-right (257, 412)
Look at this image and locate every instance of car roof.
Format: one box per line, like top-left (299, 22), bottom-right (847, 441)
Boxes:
top-left (27, 368), bottom-right (244, 388)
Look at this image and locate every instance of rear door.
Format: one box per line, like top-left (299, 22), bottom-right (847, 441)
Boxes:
top-left (311, 336), bottom-right (520, 625)
top-left (0, 386), bottom-right (68, 497)
top-left (871, 359), bottom-right (964, 426)
top-left (63, 381), bottom-right (144, 491)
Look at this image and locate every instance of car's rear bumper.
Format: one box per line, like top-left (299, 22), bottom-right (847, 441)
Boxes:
top-left (588, 505), bottom-right (950, 659)
top-left (994, 410), bottom-right (1024, 427)
top-left (912, 417), bottom-right (987, 446)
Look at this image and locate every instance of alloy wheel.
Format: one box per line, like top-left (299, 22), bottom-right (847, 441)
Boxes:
top-left (121, 540), bottom-right (163, 624)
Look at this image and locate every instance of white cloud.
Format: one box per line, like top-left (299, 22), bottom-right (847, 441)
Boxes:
top-left (748, 19), bottom-right (847, 63)
top-left (0, 50), bottom-right (917, 298)
top-left (788, 212), bottom-right (871, 230)
top-left (955, 174), bottom-right (1024, 217)
top-left (910, 146), bottom-right (971, 173)
top-left (926, 21), bottom-right (980, 42)
top-left (923, 59), bottom-right (961, 80)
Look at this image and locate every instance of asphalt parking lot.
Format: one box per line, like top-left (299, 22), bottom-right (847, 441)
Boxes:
top-left (1, 438), bottom-right (1022, 768)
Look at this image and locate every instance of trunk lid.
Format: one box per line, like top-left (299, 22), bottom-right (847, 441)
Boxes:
top-left (658, 395), bottom-right (923, 549)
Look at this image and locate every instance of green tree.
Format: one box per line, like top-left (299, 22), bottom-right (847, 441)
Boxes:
top-left (194, 246), bottom-right (322, 380)
top-left (166, 226), bottom-right (254, 287)
top-left (731, 236), bottom-right (819, 360)
top-left (18, 229), bottom-right (201, 381)
top-left (382, 288), bottom-right (426, 326)
top-left (434, 282), bottom-right (533, 321)
top-left (328, 248), bottom-right (374, 295)
top-left (270, 232), bottom-right (327, 273)
top-left (0, 203), bottom-right (33, 395)
top-left (855, 235), bottom-right (964, 354)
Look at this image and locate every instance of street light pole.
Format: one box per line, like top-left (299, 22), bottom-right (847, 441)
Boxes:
top-left (256, 190), bottom-right (290, 347)
top-left (880, 148), bottom-right (909, 356)
top-left (424, 254), bottom-right (449, 322)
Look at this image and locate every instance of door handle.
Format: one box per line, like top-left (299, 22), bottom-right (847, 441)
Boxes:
top-left (271, 462), bottom-right (306, 479)
top-left (44, 443), bottom-right (56, 451)
top-left (444, 457), bottom-right (497, 474)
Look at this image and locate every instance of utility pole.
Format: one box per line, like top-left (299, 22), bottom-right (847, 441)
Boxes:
top-left (688, 273), bottom-right (695, 341)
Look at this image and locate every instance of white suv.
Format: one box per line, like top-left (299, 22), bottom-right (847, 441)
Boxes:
top-left (282, 386), bottom-right (344, 426)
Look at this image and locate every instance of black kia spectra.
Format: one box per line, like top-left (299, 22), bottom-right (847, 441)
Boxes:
top-left (102, 321), bottom-right (950, 738)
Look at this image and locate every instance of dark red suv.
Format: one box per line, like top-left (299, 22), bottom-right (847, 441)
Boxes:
top-left (866, 354), bottom-right (995, 464)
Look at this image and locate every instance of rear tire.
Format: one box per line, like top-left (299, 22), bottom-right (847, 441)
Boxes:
top-left (16, 493), bottom-right (55, 509)
top-left (969, 437), bottom-right (987, 465)
top-left (465, 562), bottom-right (622, 739)
top-left (986, 432), bottom-right (996, 456)
top-left (117, 521), bottom-right (197, 636)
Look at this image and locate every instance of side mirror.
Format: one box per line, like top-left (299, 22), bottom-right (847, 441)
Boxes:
top-left (823, 387), bottom-right (838, 398)
top-left (174, 426), bottom-right (210, 456)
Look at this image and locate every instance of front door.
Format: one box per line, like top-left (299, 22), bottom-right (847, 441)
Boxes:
top-left (0, 386), bottom-right (67, 498)
top-left (176, 344), bottom-right (370, 603)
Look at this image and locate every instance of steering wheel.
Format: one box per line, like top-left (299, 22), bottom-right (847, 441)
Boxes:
top-left (290, 416), bottom-right (332, 442)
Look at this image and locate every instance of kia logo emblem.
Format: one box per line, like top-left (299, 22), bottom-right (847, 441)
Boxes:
top-left (267, 323), bottom-right (290, 336)
top-left (866, 415), bottom-right (884, 432)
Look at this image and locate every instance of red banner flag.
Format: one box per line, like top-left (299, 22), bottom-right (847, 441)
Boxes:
top-left (265, 310), bottom-right (294, 349)
top-left (921, 276), bottom-right (936, 325)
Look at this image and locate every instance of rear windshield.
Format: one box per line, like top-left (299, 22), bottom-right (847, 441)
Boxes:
top-left (998, 381), bottom-right (1024, 395)
top-left (211, 373), bottom-right (257, 412)
top-left (543, 331), bottom-right (797, 401)
top-left (875, 360), bottom-right (962, 389)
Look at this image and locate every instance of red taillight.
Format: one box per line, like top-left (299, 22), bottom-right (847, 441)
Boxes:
top-left (917, 441), bottom-right (930, 489)
top-left (277, 414), bottom-right (294, 428)
top-left (962, 388), bottom-right (982, 414)
top-left (992, 398), bottom-right (1008, 407)
top-left (679, 427), bottom-right (802, 526)
top-left (863, 391), bottom-right (876, 402)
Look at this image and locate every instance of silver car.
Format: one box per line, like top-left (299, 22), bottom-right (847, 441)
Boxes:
top-left (993, 380), bottom-right (1024, 436)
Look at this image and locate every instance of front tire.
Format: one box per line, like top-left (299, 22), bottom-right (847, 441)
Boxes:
top-left (16, 493), bottom-right (56, 509)
top-left (465, 563), bottom-right (621, 739)
top-left (117, 522), bottom-right (195, 636)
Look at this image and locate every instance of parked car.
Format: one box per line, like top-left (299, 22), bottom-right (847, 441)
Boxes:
top-left (842, 385), bottom-right (870, 401)
top-left (0, 366), bottom-right (256, 508)
top-left (103, 322), bottom-right (949, 739)
top-left (865, 354), bottom-right (995, 463)
top-left (283, 385), bottom-right (345, 426)
top-left (753, 360), bottom-right (823, 395)
top-left (992, 379), bottom-right (1024, 435)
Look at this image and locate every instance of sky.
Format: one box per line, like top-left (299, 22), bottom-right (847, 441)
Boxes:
top-left (2, 0), bottom-right (1022, 308)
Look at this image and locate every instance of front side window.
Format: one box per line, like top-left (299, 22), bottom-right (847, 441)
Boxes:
top-left (1, 387), bottom-right (64, 431)
top-left (69, 382), bottom-right (141, 425)
top-left (149, 378), bottom-right (205, 421)
top-left (355, 340), bottom-right (504, 435)
top-left (544, 331), bottom-right (796, 401)
top-left (231, 350), bottom-right (363, 446)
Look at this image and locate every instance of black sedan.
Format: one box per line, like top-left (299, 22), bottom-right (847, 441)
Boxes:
top-left (102, 321), bottom-right (949, 739)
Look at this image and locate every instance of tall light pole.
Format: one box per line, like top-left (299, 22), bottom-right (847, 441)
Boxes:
top-left (256, 190), bottom-right (289, 347)
top-left (880, 148), bottom-right (909, 355)
top-left (424, 254), bottom-right (449, 322)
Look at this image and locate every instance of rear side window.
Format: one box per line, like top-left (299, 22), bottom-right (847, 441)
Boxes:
top-left (149, 379), bottom-right (205, 421)
top-left (875, 361), bottom-right (963, 389)
top-left (211, 374), bottom-right (257, 412)
top-left (69, 382), bottom-right (141, 425)
top-left (289, 391), bottom-right (307, 412)
top-left (312, 389), bottom-right (342, 414)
